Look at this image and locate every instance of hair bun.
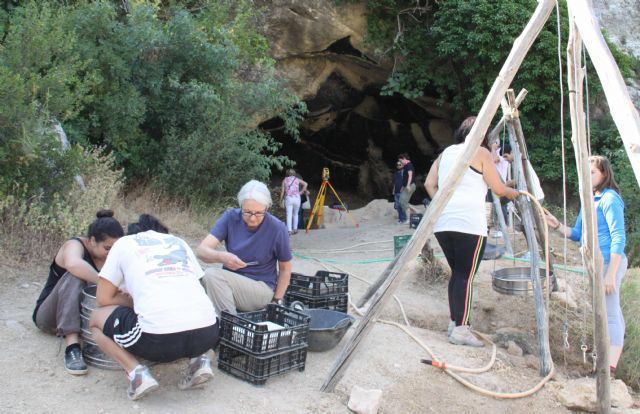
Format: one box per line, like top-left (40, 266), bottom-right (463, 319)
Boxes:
top-left (96, 209), bottom-right (115, 219)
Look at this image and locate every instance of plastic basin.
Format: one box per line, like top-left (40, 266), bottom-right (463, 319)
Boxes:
top-left (301, 309), bottom-right (354, 352)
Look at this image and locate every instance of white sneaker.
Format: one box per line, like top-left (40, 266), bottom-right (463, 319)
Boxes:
top-left (178, 355), bottom-right (214, 390)
top-left (447, 320), bottom-right (455, 337)
top-left (127, 365), bottom-right (159, 400)
top-left (448, 325), bottom-right (484, 347)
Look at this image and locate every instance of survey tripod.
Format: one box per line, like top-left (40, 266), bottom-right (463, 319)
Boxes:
top-left (306, 168), bottom-right (358, 233)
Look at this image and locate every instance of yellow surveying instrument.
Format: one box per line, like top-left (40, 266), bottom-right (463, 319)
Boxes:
top-left (306, 168), bottom-right (358, 233)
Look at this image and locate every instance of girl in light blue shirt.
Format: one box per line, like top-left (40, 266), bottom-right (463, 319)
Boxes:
top-left (545, 155), bottom-right (627, 376)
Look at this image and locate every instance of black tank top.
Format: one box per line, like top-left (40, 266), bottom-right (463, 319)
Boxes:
top-left (32, 237), bottom-right (98, 323)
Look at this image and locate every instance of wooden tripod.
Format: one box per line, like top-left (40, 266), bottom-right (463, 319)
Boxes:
top-left (306, 168), bottom-right (358, 233)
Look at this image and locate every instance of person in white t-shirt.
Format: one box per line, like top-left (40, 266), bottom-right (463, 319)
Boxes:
top-left (89, 214), bottom-right (219, 401)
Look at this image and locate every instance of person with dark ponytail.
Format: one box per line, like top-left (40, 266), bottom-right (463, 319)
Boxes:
top-left (33, 209), bottom-right (124, 375)
top-left (90, 214), bottom-right (220, 400)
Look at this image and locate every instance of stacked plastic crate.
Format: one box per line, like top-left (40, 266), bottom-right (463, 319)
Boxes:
top-left (217, 304), bottom-right (310, 385)
top-left (285, 271), bottom-right (349, 312)
top-left (409, 212), bottom-right (423, 229)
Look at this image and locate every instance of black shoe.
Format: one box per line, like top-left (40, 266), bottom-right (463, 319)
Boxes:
top-left (64, 345), bottom-right (88, 375)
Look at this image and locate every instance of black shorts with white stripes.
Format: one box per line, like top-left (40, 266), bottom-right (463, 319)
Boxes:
top-left (102, 306), bottom-right (220, 363)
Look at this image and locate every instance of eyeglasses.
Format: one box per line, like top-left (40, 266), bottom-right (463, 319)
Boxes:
top-left (241, 210), bottom-right (267, 218)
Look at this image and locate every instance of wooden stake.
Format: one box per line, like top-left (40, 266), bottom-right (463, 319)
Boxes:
top-left (488, 89), bottom-right (528, 141)
top-left (502, 90), bottom-right (553, 376)
top-left (568, 0), bottom-right (640, 190)
top-left (567, 9), bottom-right (610, 413)
top-left (491, 191), bottom-right (513, 256)
top-left (320, 0), bottom-right (557, 392)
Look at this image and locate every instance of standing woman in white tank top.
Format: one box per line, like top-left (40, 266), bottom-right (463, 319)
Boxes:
top-left (425, 116), bottom-right (520, 347)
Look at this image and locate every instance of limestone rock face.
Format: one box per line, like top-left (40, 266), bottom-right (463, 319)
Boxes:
top-left (593, 1), bottom-right (640, 108)
top-left (258, 0), bottom-right (388, 99)
top-left (594, 0), bottom-right (640, 59)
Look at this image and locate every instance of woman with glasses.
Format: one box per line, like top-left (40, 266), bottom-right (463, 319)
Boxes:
top-left (197, 180), bottom-right (293, 315)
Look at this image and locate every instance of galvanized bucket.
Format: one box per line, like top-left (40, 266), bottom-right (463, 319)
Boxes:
top-left (491, 267), bottom-right (551, 296)
top-left (80, 286), bottom-right (120, 370)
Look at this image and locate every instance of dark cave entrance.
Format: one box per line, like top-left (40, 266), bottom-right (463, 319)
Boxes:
top-left (261, 72), bottom-right (455, 206)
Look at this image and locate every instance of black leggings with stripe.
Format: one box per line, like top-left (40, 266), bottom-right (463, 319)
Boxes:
top-left (435, 231), bottom-right (487, 327)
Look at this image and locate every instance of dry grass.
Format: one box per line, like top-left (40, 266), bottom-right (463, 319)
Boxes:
top-left (548, 272), bottom-right (595, 374)
top-left (547, 265), bottom-right (640, 389)
top-left (119, 185), bottom-right (221, 243)
top-left (619, 267), bottom-right (640, 389)
top-left (0, 148), bottom-right (123, 263)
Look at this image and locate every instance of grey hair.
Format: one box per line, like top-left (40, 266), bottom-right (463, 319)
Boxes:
top-left (237, 180), bottom-right (272, 208)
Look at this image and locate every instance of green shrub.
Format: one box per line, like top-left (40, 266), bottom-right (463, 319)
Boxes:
top-left (2, 0), bottom-right (305, 209)
top-left (0, 147), bottom-right (123, 261)
top-left (619, 270), bottom-right (640, 389)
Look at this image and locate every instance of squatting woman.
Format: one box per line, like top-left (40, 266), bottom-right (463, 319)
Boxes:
top-left (33, 210), bottom-right (123, 374)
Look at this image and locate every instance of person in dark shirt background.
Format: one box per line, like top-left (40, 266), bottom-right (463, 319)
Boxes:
top-left (392, 160), bottom-right (406, 223)
top-left (398, 153), bottom-right (415, 224)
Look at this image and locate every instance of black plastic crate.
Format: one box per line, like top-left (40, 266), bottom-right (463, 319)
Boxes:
top-left (285, 291), bottom-right (348, 313)
top-left (410, 213), bottom-right (423, 229)
top-left (217, 342), bottom-right (307, 385)
top-left (220, 304), bottom-right (309, 355)
top-left (288, 271), bottom-right (349, 296)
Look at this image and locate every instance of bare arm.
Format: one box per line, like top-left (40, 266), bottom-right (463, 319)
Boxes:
top-left (477, 148), bottom-right (519, 199)
top-left (273, 261), bottom-right (292, 300)
top-left (299, 179), bottom-right (308, 194)
top-left (542, 209), bottom-right (572, 238)
top-left (604, 253), bottom-right (623, 295)
top-left (406, 169), bottom-right (413, 187)
top-left (424, 157), bottom-right (440, 199)
top-left (280, 180), bottom-right (286, 203)
top-left (57, 240), bottom-right (100, 284)
top-left (95, 277), bottom-right (133, 308)
top-left (196, 234), bottom-right (246, 270)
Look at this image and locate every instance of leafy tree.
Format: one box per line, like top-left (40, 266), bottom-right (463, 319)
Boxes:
top-left (1, 0), bottom-right (305, 209)
top-left (0, 2), bottom-right (91, 204)
top-left (339, 0), bottom-right (639, 260)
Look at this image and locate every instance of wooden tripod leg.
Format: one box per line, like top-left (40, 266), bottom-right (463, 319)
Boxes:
top-left (315, 182), bottom-right (326, 228)
top-left (306, 182), bottom-right (326, 232)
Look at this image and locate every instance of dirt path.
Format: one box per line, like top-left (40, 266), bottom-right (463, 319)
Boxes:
top-left (1, 200), bottom-right (636, 413)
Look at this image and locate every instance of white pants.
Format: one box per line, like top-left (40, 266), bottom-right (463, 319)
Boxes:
top-left (285, 195), bottom-right (301, 232)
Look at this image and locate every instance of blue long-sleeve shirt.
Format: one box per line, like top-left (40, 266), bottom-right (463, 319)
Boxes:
top-left (570, 188), bottom-right (626, 263)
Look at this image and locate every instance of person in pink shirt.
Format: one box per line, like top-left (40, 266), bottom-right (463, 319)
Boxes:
top-left (279, 169), bottom-right (308, 235)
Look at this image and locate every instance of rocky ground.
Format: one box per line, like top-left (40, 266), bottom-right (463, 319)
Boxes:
top-left (1, 200), bottom-right (638, 413)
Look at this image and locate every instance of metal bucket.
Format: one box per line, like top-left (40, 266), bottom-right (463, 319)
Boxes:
top-left (80, 286), bottom-right (120, 370)
top-left (491, 267), bottom-right (551, 296)
top-left (482, 242), bottom-right (506, 261)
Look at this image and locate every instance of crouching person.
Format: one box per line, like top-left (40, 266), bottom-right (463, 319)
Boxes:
top-left (197, 180), bottom-right (292, 314)
top-left (89, 214), bottom-right (220, 400)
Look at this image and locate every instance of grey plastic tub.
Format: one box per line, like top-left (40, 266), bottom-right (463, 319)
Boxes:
top-left (301, 309), bottom-right (354, 352)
